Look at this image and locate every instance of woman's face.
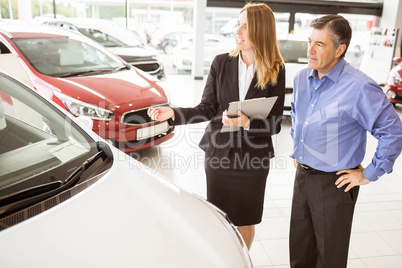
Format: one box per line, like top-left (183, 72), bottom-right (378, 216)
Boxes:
top-left (235, 10), bottom-right (254, 53)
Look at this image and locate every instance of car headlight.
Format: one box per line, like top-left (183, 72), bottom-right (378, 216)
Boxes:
top-left (191, 193), bottom-right (253, 268)
top-left (387, 67), bottom-right (402, 85)
top-left (54, 91), bottom-right (113, 121)
top-left (387, 90), bottom-right (397, 99)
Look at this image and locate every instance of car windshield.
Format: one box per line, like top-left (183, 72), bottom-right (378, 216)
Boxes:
top-left (0, 73), bottom-right (110, 218)
top-left (13, 37), bottom-right (123, 77)
top-left (80, 26), bottom-right (144, 48)
top-left (278, 40), bottom-right (308, 63)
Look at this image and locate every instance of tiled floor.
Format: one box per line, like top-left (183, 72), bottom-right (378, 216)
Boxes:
top-left (140, 74), bottom-right (402, 268)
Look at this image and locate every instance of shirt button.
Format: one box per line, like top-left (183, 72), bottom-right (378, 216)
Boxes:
top-left (311, 104), bottom-right (314, 107)
top-left (301, 139), bottom-right (303, 142)
top-left (299, 157), bottom-right (302, 159)
top-left (305, 122), bottom-right (308, 125)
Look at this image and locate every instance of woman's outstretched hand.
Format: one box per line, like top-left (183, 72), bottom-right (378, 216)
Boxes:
top-left (147, 106), bottom-right (174, 121)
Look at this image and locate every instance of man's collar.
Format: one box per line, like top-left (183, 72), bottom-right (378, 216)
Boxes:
top-left (308, 58), bottom-right (346, 82)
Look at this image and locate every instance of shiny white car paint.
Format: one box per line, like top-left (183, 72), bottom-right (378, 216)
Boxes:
top-left (0, 72), bottom-right (252, 267)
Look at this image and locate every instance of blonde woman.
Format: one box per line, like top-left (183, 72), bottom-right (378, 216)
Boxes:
top-left (148, 3), bottom-right (285, 249)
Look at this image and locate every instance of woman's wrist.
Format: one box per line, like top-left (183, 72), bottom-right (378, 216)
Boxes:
top-left (168, 107), bottom-right (174, 119)
top-left (244, 119), bottom-right (250, 128)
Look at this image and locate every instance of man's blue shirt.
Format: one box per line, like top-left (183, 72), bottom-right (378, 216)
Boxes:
top-left (290, 58), bottom-right (402, 181)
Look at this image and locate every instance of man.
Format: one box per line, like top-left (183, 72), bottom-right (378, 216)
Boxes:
top-left (289, 14), bottom-right (402, 268)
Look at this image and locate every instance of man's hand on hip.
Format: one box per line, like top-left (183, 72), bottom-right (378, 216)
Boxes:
top-left (335, 165), bottom-right (371, 192)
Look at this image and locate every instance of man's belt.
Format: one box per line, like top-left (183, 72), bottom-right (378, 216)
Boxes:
top-left (300, 164), bottom-right (338, 175)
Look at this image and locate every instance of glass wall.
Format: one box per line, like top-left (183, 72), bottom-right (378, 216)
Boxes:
top-left (0, 0), bottom-right (380, 73)
top-left (292, 13), bottom-right (377, 68)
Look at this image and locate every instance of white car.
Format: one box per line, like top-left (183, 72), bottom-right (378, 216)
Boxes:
top-left (173, 34), bottom-right (229, 74)
top-left (41, 18), bottom-right (166, 80)
top-left (0, 67), bottom-right (253, 267)
top-left (149, 25), bottom-right (193, 54)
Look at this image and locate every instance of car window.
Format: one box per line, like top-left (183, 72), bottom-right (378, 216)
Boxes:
top-left (278, 40), bottom-right (308, 64)
top-left (0, 42), bottom-right (10, 54)
top-left (0, 73), bottom-right (109, 218)
top-left (13, 37), bottom-right (123, 76)
top-left (80, 26), bottom-right (144, 48)
top-left (79, 28), bottom-right (125, 47)
top-left (44, 21), bottom-right (79, 32)
top-left (101, 26), bottom-right (144, 47)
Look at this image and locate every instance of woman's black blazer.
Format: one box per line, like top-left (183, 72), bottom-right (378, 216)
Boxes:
top-left (170, 53), bottom-right (285, 160)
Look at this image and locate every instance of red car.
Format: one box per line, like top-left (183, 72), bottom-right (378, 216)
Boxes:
top-left (0, 23), bottom-right (174, 153)
top-left (384, 57), bottom-right (402, 107)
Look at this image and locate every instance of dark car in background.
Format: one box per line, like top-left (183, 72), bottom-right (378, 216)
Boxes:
top-left (41, 18), bottom-right (166, 80)
top-left (384, 57), bottom-right (402, 106)
top-left (0, 23), bottom-right (174, 153)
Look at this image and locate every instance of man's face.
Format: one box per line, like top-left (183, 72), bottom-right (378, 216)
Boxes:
top-left (307, 28), bottom-right (345, 79)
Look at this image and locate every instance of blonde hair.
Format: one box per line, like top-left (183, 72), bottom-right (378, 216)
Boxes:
top-left (229, 3), bottom-right (284, 89)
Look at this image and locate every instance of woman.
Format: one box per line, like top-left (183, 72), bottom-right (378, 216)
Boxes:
top-left (148, 3), bottom-right (285, 249)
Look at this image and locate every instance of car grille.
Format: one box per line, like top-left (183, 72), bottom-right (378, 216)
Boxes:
top-left (121, 104), bottom-right (169, 125)
top-left (134, 62), bottom-right (161, 73)
top-left (119, 55), bottom-right (162, 74)
top-left (110, 126), bottom-right (174, 150)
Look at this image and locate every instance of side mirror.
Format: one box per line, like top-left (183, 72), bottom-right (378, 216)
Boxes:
top-left (76, 116), bottom-right (93, 130)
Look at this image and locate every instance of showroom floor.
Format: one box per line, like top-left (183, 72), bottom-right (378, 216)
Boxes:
top-left (139, 74), bottom-right (402, 268)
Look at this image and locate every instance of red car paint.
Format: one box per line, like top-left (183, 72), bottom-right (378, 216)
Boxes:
top-left (0, 24), bottom-right (173, 153)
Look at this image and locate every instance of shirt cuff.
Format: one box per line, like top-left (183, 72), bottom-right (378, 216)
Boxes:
top-left (363, 163), bottom-right (384, 182)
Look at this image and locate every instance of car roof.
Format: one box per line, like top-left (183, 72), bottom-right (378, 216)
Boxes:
top-left (0, 22), bottom-right (80, 39)
top-left (0, 21), bottom-right (117, 58)
top-left (42, 18), bottom-right (121, 31)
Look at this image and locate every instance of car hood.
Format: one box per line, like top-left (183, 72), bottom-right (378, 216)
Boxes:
top-left (108, 46), bottom-right (156, 58)
top-left (41, 69), bottom-right (167, 107)
top-left (0, 147), bottom-right (249, 268)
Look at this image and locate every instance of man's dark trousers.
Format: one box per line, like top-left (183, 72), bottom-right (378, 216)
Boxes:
top-left (289, 165), bottom-right (360, 268)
